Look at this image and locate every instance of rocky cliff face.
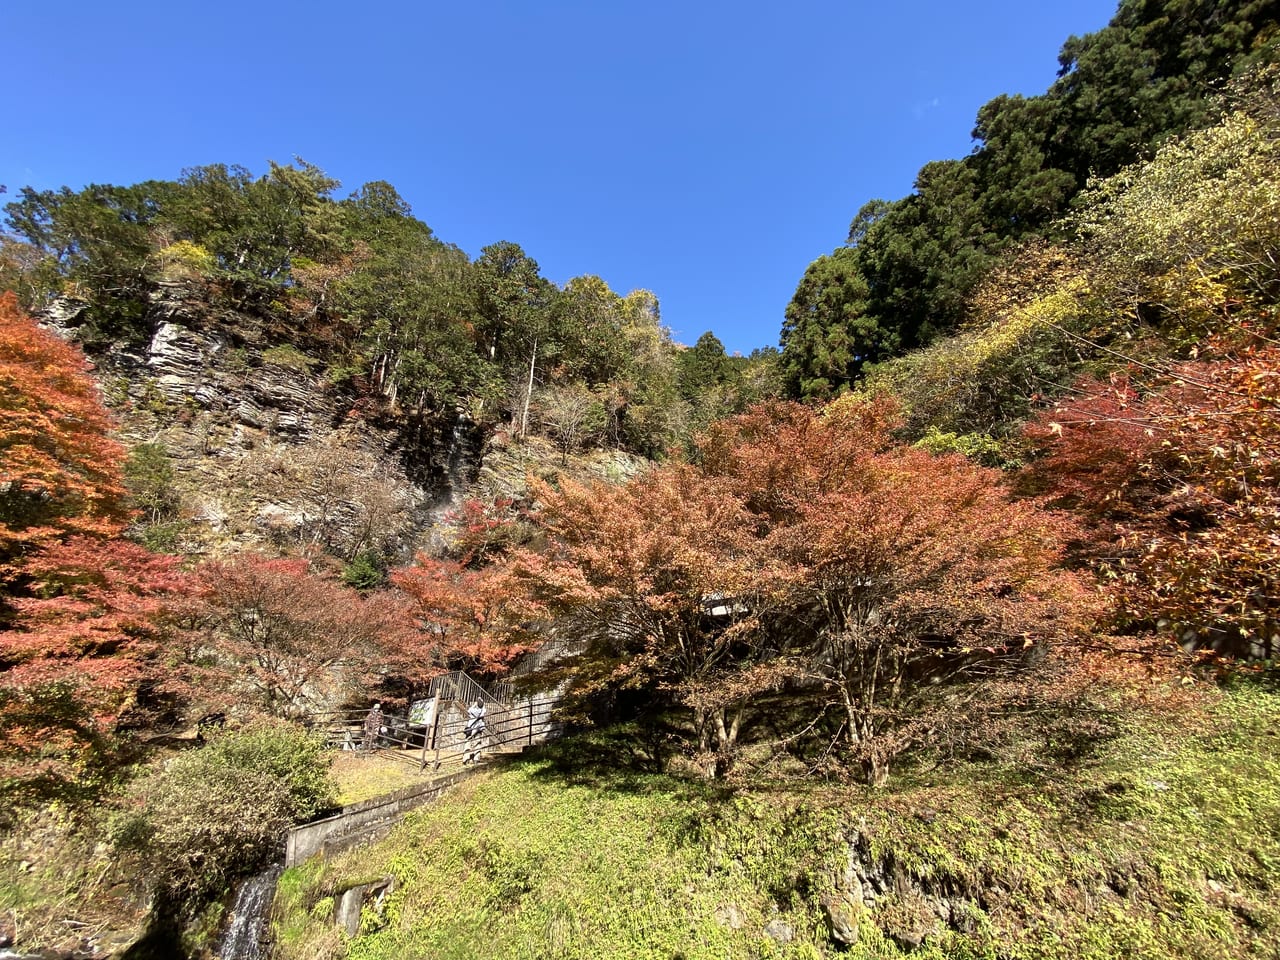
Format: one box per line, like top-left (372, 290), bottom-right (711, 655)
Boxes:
top-left (45, 288), bottom-right (457, 562)
top-left (43, 286), bottom-right (648, 564)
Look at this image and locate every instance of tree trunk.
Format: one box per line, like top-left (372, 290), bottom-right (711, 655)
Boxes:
top-left (519, 338), bottom-right (537, 439)
top-left (693, 706), bottom-right (719, 779)
top-left (840, 686), bottom-right (889, 786)
top-left (862, 755), bottom-right (889, 787)
top-left (712, 704), bottom-right (744, 779)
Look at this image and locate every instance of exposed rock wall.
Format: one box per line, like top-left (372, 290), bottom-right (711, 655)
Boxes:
top-left (818, 830), bottom-right (986, 952)
top-left (44, 294), bottom-right (452, 561)
top-left (41, 289), bottom-right (650, 563)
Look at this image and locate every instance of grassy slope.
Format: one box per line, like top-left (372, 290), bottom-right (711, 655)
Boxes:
top-left (329, 752), bottom-right (432, 807)
top-left (274, 684), bottom-right (1280, 960)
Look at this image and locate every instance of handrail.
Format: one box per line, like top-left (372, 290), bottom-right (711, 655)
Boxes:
top-left (426, 670), bottom-right (506, 707)
top-left (302, 693), bottom-right (564, 771)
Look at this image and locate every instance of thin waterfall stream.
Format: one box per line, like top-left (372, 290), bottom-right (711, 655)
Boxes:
top-left (425, 413), bottom-right (481, 534)
top-left (217, 864), bottom-right (283, 960)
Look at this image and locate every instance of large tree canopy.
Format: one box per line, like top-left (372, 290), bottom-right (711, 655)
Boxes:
top-left (514, 398), bottom-right (1090, 783)
top-left (782, 0), bottom-right (1278, 398)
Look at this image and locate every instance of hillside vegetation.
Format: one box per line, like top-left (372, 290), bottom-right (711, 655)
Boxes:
top-left (274, 686), bottom-right (1280, 959)
top-left (0, 1), bottom-right (1278, 957)
top-left (780, 0), bottom-right (1277, 396)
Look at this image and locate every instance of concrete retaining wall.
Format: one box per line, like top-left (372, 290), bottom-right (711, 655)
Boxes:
top-left (285, 769), bottom-right (471, 867)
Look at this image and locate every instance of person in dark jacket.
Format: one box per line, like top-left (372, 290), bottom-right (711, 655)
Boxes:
top-left (363, 702), bottom-right (383, 751)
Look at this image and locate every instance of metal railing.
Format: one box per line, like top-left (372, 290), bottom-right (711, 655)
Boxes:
top-left (418, 692), bottom-right (563, 772)
top-left (304, 675), bottom-right (563, 773)
top-left (426, 670), bottom-right (505, 708)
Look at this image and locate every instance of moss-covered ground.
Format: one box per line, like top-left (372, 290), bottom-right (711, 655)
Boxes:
top-left (330, 752), bottom-right (430, 807)
top-left (272, 683), bottom-right (1280, 960)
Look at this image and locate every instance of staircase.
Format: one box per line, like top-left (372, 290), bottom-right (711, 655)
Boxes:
top-left (305, 670), bottom-right (564, 772)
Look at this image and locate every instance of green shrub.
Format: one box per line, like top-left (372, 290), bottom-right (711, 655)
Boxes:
top-left (262, 344), bottom-right (318, 372)
top-left (123, 442), bottom-right (178, 523)
top-left (112, 719), bottom-right (335, 914)
top-left (342, 552), bottom-right (387, 590)
top-left (913, 426), bottom-right (1024, 469)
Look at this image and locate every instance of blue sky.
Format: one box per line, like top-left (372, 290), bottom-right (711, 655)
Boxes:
top-left (5, 1), bottom-right (1119, 354)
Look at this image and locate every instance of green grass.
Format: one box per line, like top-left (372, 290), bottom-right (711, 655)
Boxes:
top-left (272, 685), bottom-right (1280, 960)
top-left (329, 753), bottom-right (431, 807)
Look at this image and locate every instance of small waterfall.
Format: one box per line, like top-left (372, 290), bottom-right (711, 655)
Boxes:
top-left (425, 414), bottom-right (481, 540)
top-left (217, 864), bottom-right (282, 960)
top-left (441, 413), bottom-right (478, 502)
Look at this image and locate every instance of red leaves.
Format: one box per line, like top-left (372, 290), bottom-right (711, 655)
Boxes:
top-left (439, 496), bottom-right (521, 566)
top-left (193, 553), bottom-right (421, 715)
top-left (1024, 375), bottom-right (1165, 519)
top-left (512, 398), bottom-right (1090, 780)
top-left (0, 537), bottom-right (191, 790)
top-left (717, 400), bottom-right (1088, 652)
top-left (0, 294), bottom-right (130, 570)
top-left (1025, 347), bottom-right (1280, 657)
top-left (391, 554), bottom-right (536, 676)
top-left (1, 536), bottom-right (187, 703)
top-left (0, 299), bottom-right (186, 790)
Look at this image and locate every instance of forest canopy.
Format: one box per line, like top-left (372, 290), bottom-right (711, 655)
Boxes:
top-left (780, 0), bottom-right (1279, 399)
top-left (1, 165), bottom-right (778, 461)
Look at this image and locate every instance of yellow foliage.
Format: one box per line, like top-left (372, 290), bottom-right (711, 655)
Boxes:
top-left (153, 240), bottom-right (216, 279)
top-left (1074, 108), bottom-right (1280, 338)
top-left (860, 254), bottom-right (1093, 438)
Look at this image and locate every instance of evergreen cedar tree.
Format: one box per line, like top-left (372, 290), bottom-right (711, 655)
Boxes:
top-left (514, 398), bottom-right (1093, 784)
top-left (781, 0), bottom-right (1278, 400)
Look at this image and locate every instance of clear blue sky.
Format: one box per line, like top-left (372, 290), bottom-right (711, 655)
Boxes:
top-left (4, 1), bottom-right (1119, 354)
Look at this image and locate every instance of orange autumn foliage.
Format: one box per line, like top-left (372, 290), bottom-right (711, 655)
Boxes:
top-left (0, 293), bottom-right (130, 574)
top-left (391, 555), bottom-right (537, 677)
top-left (193, 553), bottom-right (424, 716)
top-left (0, 294), bottom-right (187, 800)
top-left (515, 397), bottom-right (1095, 783)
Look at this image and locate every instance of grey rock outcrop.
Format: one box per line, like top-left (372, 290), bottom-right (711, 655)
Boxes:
top-left (823, 830), bottom-right (969, 952)
top-left (335, 877), bottom-right (396, 938)
top-left (763, 918), bottom-right (794, 945)
top-left (819, 891), bottom-right (861, 945)
top-left (42, 296), bottom-right (451, 561)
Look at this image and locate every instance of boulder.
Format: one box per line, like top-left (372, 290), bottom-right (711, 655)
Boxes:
top-left (819, 891), bottom-right (860, 946)
top-left (763, 918), bottom-right (794, 945)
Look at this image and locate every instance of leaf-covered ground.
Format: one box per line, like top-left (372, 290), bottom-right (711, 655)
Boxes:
top-left (274, 683), bottom-right (1280, 960)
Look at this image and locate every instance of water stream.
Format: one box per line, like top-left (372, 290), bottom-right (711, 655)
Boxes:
top-left (217, 864), bottom-right (283, 960)
top-left (424, 413), bottom-right (482, 540)
top-left (442, 415), bottom-right (475, 498)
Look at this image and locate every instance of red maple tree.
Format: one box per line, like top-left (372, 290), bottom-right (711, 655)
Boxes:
top-left (512, 397), bottom-right (1091, 784)
top-left (0, 296), bottom-right (189, 801)
top-left (1027, 345), bottom-right (1280, 659)
top-left (391, 554), bottom-right (536, 677)
top-left (0, 537), bottom-right (189, 794)
top-left (193, 553), bottom-right (424, 716)
top-left (0, 293), bottom-right (130, 576)
top-left (511, 464), bottom-right (788, 773)
top-left (703, 398), bottom-right (1092, 784)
